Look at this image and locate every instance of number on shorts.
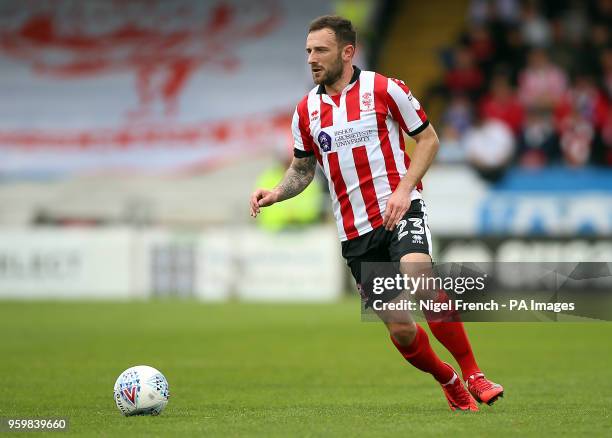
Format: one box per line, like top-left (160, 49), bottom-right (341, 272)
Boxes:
top-left (397, 219), bottom-right (408, 241)
top-left (397, 217), bottom-right (425, 242)
top-left (409, 218), bottom-right (424, 234)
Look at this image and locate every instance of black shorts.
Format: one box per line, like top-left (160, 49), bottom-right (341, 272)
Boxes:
top-left (341, 199), bottom-right (432, 306)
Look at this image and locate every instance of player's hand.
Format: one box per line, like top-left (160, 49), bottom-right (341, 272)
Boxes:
top-left (382, 185), bottom-right (412, 231)
top-left (250, 188), bottom-right (279, 218)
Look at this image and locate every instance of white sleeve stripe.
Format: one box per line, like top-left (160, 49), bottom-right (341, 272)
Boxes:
top-left (291, 107), bottom-right (305, 151)
top-left (387, 79), bottom-right (426, 134)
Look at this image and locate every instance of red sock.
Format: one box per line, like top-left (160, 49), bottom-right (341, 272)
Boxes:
top-left (427, 320), bottom-right (480, 381)
top-left (390, 324), bottom-right (454, 383)
top-left (423, 290), bottom-right (481, 381)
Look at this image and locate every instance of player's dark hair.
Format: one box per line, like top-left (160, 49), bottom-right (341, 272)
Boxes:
top-left (308, 15), bottom-right (356, 47)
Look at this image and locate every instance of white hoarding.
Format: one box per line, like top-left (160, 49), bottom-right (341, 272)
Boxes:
top-left (0, 226), bottom-right (344, 301)
top-left (198, 226), bottom-right (343, 302)
top-left (0, 228), bottom-right (135, 298)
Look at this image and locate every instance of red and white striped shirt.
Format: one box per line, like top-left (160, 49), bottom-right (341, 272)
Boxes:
top-left (292, 67), bottom-right (429, 241)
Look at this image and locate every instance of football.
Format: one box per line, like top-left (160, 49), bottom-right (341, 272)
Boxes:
top-left (113, 365), bottom-right (170, 416)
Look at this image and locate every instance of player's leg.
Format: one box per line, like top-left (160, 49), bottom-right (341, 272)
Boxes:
top-left (374, 291), bottom-right (452, 383)
top-left (374, 290), bottom-right (478, 412)
top-left (390, 200), bottom-right (504, 405)
top-left (400, 253), bottom-right (481, 381)
top-left (343, 228), bottom-right (477, 411)
top-left (343, 237), bottom-right (452, 382)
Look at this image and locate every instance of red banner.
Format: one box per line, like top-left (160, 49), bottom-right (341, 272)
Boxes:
top-left (0, 0), bottom-right (328, 176)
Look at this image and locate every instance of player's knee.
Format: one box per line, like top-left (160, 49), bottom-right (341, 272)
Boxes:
top-left (388, 322), bottom-right (417, 346)
top-left (399, 252), bottom-right (435, 301)
top-left (400, 252), bottom-right (431, 275)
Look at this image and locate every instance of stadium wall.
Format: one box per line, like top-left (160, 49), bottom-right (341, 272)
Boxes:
top-left (0, 226), bottom-right (344, 301)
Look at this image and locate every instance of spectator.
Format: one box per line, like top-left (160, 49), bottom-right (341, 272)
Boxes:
top-left (518, 108), bottom-right (558, 167)
top-left (558, 112), bottom-right (595, 166)
top-left (442, 93), bottom-right (474, 135)
top-left (437, 0), bottom-right (610, 172)
top-left (462, 25), bottom-right (496, 73)
top-left (600, 48), bottom-right (612, 98)
top-left (254, 139), bottom-right (324, 232)
top-left (555, 74), bottom-right (609, 166)
top-left (555, 74), bottom-right (609, 132)
top-left (468, 0), bottom-right (520, 25)
top-left (495, 0), bottom-right (521, 24)
top-left (437, 124), bottom-right (467, 164)
top-left (468, 0), bottom-right (494, 25)
top-left (479, 72), bottom-right (525, 134)
top-left (518, 48), bottom-right (568, 110)
top-left (520, 0), bottom-right (552, 47)
top-left (437, 93), bottom-right (474, 164)
top-left (465, 118), bottom-right (515, 182)
top-left (444, 46), bottom-right (485, 99)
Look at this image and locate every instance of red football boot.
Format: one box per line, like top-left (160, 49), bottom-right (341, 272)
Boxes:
top-left (440, 365), bottom-right (479, 412)
top-left (466, 372), bottom-right (504, 405)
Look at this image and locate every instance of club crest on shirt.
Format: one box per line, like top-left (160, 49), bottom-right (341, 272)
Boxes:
top-left (361, 92), bottom-right (374, 112)
top-left (318, 131), bottom-right (332, 152)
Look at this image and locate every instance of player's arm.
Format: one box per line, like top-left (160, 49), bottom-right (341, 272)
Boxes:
top-left (395, 123), bottom-right (439, 193)
top-left (383, 124), bottom-right (439, 229)
top-left (249, 155), bottom-right (316, 218)
top-left (383, 79), bottom-right (440, 230)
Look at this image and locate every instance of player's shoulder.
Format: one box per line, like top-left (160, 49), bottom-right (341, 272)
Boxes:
top-left (384, 74), bottom-right (410, 91)
top-left (363, 70), bottom-right (400, 81)
top-left (385, 74), bottom-right (412, 94)
top-left (364, 70), bottom-right (412, 93)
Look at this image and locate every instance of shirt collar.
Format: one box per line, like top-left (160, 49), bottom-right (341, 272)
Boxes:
top-left (316, 66), bottom-right (361, 95)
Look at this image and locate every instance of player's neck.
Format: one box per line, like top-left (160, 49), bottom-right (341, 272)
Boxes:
top-left (325, 65), bottom-right (354, 96)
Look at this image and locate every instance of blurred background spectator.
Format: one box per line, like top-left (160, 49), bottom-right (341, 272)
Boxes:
top-left (254, 143), bottom-right (325, 232)
top-left (465, 117), bottom-right (515, 182)
top-left (433, 0), bottom-right (611, 180)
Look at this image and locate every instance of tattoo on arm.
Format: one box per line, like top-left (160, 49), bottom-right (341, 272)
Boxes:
top-left (274, 156), bottom-right (316, 202)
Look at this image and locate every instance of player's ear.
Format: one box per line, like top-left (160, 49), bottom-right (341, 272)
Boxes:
top-left (342, 44), bottom-right (355, 61)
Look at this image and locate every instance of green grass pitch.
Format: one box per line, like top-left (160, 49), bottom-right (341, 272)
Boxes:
top-left (1, 300), bottom-right (611, 437)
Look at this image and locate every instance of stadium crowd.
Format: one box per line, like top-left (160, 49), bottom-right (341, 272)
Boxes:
top-left (433, 0), bottom-right (612, 182)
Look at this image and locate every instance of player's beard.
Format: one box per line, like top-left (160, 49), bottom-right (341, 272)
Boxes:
top-left (313, 53), bottom-right (343, 86)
